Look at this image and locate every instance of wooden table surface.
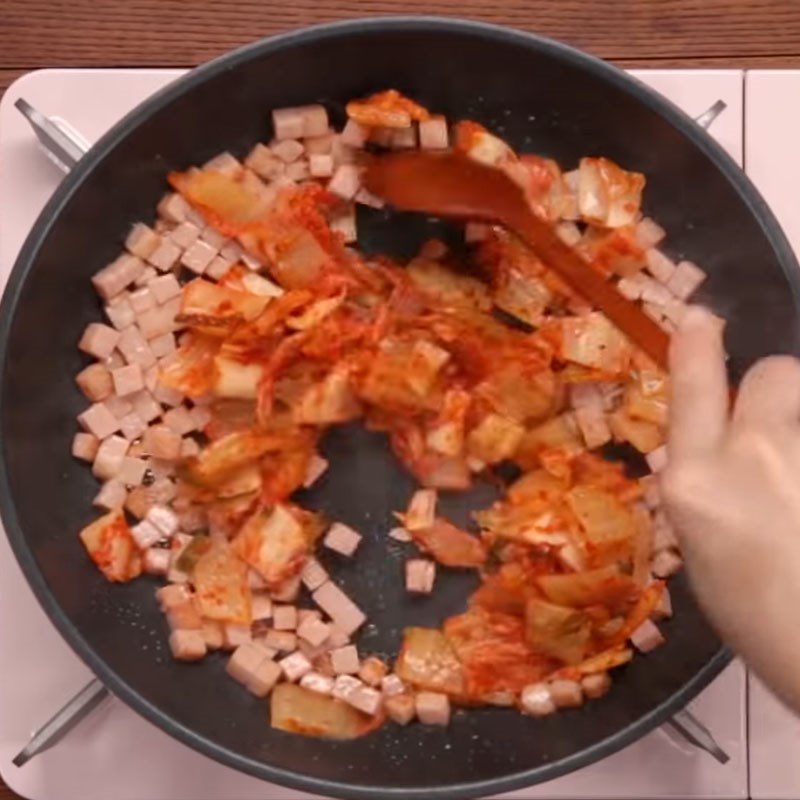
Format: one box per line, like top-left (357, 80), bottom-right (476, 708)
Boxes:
top-left (1, 0), bottom-right (800, 797)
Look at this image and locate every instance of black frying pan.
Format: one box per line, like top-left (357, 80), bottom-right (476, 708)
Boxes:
top-left (1, 17), bottom-right (799, 800)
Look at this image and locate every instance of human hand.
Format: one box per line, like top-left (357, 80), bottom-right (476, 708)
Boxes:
top-left (663, 306), bottom-right (800, 710)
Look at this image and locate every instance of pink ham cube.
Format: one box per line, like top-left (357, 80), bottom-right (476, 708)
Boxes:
top-left (296, 615), bottom-right (331, 648)
top-left (247, 658), bottom-right (283, 697)
top-left (226, 643), bottom-right (269, 686)
top-left (180, 240), bottom-right (217, 275)
top-left (323, 522), bottom-right (362, 557)
top-left (549, 679), bottom-right (584, 708)
top-left (300, 671), bottom-right (334, 695)
top-left (105, 295), bottom-right (136, 330)
top-left (272, 108), bottom-right (304, 141)
top-left (406, 559), bottom-right (436, 594)
top-left (279, 651), bottom-right (313, 682)
top-left (126, 223), bottom-right (162, 260)
top-left (311, 582), bottom-right (366, 636)
top-left (667, 260), bottom-right (706, 300)
top-left (92, 254), bottom-right (146, 300)
top-left (145, 504), bottom-right (179, 538)
top-left (520, 683), bottom-right (556, 716)
top-left (330, 644), bottom-right (360, 675)
top-left (651, 549), bottom-right (683, 578)
top-left (162, 405), bottom-right (194, 435)
top-left (78, 323), bottom-right (121, 360)
top-left (300, 557), bottom-right (328, 591)
top-left (263, 630), bottom-right (297, 652)
top-left (381, 674), bottom-right (406, 697)
top-left (309, 154), bottom-right (334, 178)
top-left (93, 479), bottom-right (127, 511)
top-left (128, 390), bottom-right (162, 423)
top-left (245, 144), bottom-right (285, 180)
top-left (385, 693), bottom-right (415, 725)
top-left (142, 547), bottom-right (171, 576)
top-left (111, 363), bottom-right (145, 397)
top-left (419, 116), bottom-right (449, 150)
top-left (148, 273), bottom-right (182, 304)
top-left (128, 286), bottom-right (156, 314)
top-left (272, 605), bottom-right (298, 631)
top-left (117, 326), bottom-right (156, 368)
top-left (147, 239), bottom-right (182, 272)
top-left (169, 221), bottom-right (201, 249)
top-left (358, 657), bottom-right (388, 687)
top-left (581, 672), bottom-right (612, 699)
top-left (340, 119), bottom-right (369, 148)
top-left (92, 435), bottom-right (130, 480)
top-left (415, 691), bottom-right (450, 725)
top-left (328, 165), bottom-right (361, 200)
top-left (169, 630), bottom-right (206, 661)
top-left (630, 619), bottom-right (666, 653)
top-left (150, 332), bottom-right (176, 359)
top-left (271, 139), bottom-right (304, 163)
top-left (157, 192), bottom-right (191, 224)
top-left (72, 432), bottom-right (100, 462)
top-left (75, 363), bottom-right (113, 402)
top-left (78, 402), bottom-right (120, 439)
top-left (142, 425), bottom-right (182, 460)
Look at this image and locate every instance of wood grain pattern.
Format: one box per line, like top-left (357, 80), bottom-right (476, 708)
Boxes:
top-left (1, 3), bottom-right (800, 799)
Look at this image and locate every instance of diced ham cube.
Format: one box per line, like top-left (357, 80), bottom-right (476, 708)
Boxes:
top-left (201, 619), bottom-right (225, 650)
top-left (390, 126), bottom-right (417, 150)
top-left (404, 488), bottom-right (437, 530)
top-left (156, 584), bottom-right (192, 611)
top-left (326, 625), bottom-right (350, 649)
top-left (134, 266), bottom-right (158, 288)
top-left (111, 363), bottom-right (144, 397)
top-left (72, 431), bottom-right (100, 462)
top-left (297, 615), bottom-right (331, 648)
top-left (117, 326), bottom-right (156, 368)
top-left (130, 519), bottom-right (162, 549)
top-left (581, 672), bottom-right (612, 699)
top-left (646, 445), bottom-right (668, 473)
top-left (189, 404), bottom-right (212, 432)
top-left (203, 152), bottom-right (243, 177)
top-left (92, 254), bottom-right (146, 300)
top-left (388, 527), bottom-right (412, 543)
top-left (651, 549), bottom-right (683, 578)
top-left (309, 153), bottom-right (334, 178)
top-left (667, 260), bottom-right (706, 300)
top-left (125, 223), bottom-right (162, 260)
top-left (630, 619), bottom-right (665, 653)
top-left (163, 405), bottom-right (194, 435)
top-left (78, 323), bottom-right (121, 360)
top-left (226, 643), bottom-right (269, 685)
top-left (549, 679), bottom-right (584, 708)
top-left (223, 623), bottom-right (253, 650)
top-left (644, 248), bottom-right (676, 284)
top-left (641, 278), bottom-right (673, 308)
top-left (251, 594), bottom-right (273, 621)
top-left (129, 286), bottom-right (156, 314)
top-left (142, 425), bottom-right (182, 460)
top-left (263, 630), bottom-right (297, 652)
top-left (247, 658), bottom-right (283, 697)
top-left (145, 504), bottom-right (180, 537)
top-left (415, 691), bottom-right (451, 725)
top-left (167, 221), bottom-right (200, 250)
top-left (384, 692), bottom-right (415, 725)
top-left (330, 644), bottom-right (360, 675)
top-left (617, 273), bottom-right (647, 301)
top-left (652, 586), bottom-right (673, 620)
top-left (311, 582), bottom-right (366, 636)
top-left (142, 547), bottom-right (170, 576)
top-left (138, 303), bottom-right (178, 340)
top-left (348, 684), bottom-right (382, 716)
top-left (272, 108), bottom-right (305, 141)
top-left (521, 683), bottom-right (556, 716)
top-left (78, 403), bottom-right (120, 439)
top-left (117, 456), bottom-right (147, 486)
top-left (323, 522), bottom-right (362, 557)
top-left (157, 192), bottom-right (191, 224)
top-left (381, 674), bottom-right (406, 697)
top-left (75, 363), bottom-right (113, 402)
top-left (271, 574), bottom-right (302, 603)
top-left (105, 296), bottom-right (136, 330)
top-left (150, 332), bottom-right (176, 359)
top-left (147, 274), bottom-right (181, 306)
top-left (279, 651), bottom-right (313, 682)
top-left (169, 629), bottom-right (206, 661)
top-left (93, 479), bottom-right (127, 511)
top-left (635, 218), bottom-right (666, 249)
top-left (147, 239), bottom-right (182, 272)
top-left (419, 116), bottom-right (449, 150)
top-left (166, 599), bottom-right (203, 631)
top-left (103, 395), bottom-right (133, 419)
top-left (129, 390), bottom-right (162, 423)
top-left (300, 671), bottom-right (334, 695)
top-left (205, 254), bottom-right (234, 281)
top-left (271, 139), bottom-right (304, 164)
top-left (245, 143), bottom-right (285, 180)
top-left (406, 559), bottom-right (436, 594)
top-left (285, 160), bottom-right (310, 181)
top-left (330, 211), bottom-right (356, 244)
top-left (180, 240), bottom-right (217, 275)
top-left (152, 373), bottom-right (184, 406)
top-left (92, 435), bottom-right (130, 480)
top-left (200, 226), bottom-right (227, 250)
top-left (273, 605), bottom-right (298, 631)
top-left (301, 455), bottom-right (329, 489)
top-left (332, 675), bottom-right (362, 704)
top-left (354, 187), bottom-right (385, 209)
top-left (340, 119), bottom-right (369, 148)
top-left (358, 657), bottom-right (388, 687)
top-left (328, 165), bottom-right (361, 200)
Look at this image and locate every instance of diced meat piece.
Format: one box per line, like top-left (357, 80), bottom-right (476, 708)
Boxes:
top-left (641, 278), bottom-right (673, 308)
top-left (297, 615), bottom-right (331, 647)
top-left (125, 223), bottom-right (162, 260)
top-left (226, 643), bottom-right (269, 686)
top-left (147, 239), bottom-right (182, 272)
top-left (358, 657), bottom-right (388, 687)
top-left (150, 332), bottom-right (176, 359)
top-left (223, 623), bottom-right (253, 650)
top-left (644, 248), bottom-right (676, 284)
top-left (630, 619), bottom-right (665, 653)
top-left (120, 411), bottom-right (148, 441)
top-left (145, 504), bottom-right (180, 538)
top-left (103, 395), bottom-right (133, 419)
top-left (271, 574), bottom-right (302, 603)
top-left (419, 116), bottom-right (449, 150)
top-left (635, 218), bottom-right (666, 249)
top-left (390, 126), bottom-right (417, 149)
top-left (581, 672), bottom-right (612, 700)
top-left (405, 559), bottom-right (436, 594)
top-left (328, 165), bottom-right (361, 200)
top-left (651, 549), bottom-right (683, 578)
top-left (72, 431), bottom-right (100, 462)
top-left (117, 326), bottom-right (156, 368)
top-left (111, 363), bottom-right (144, 397)
top-left (312, 582), bottom-right (366, 636)
top-left (279, 651), bottom-right (313, 682)
top-left (298, 558), bottom-right (329, 593)
top-left (163, 405), bottom-right (194, 435)
top-left (75, 364), bottom-right (114, 403)
top-left (245, 143), bottom-right (285, 180)
top-left (330, 644), bottom-right (360, 675)
top-left (129, 390), bottom-right (162, 423)
top-left (323, 522), bottom-right (362, 557)
top-left (92, 254), bottom-right (146, 300)
top-left (93, 479), bottom-right (127, 511)
top-left (201, 226), bottom-right (228, 250)
top-left (667, 260), bottom-right (706, 300)
top-left (152, 374), bottom-right (184, 406)
top-left (555, 221), bottom-right (582, 246)
top-left (652, 586), bottom-right (673, 620)
top-left (203, 151), bottom-right (243, 177)
top-left (142, 547), bottom-right (170, 576)
top-left (354, 187), bottom-right (385, 208)
top-left (188, 404), bottom-right (212, 432)
top-left (247, 658), bottom-right (283, 697)
top-left (520, 683), bottom-right (556, 716)
top-left (293, 105), bottom-right (329, 137)
top-left (205, 254), bottom-right (234, 281)
top-left (117, 456), bottom-right (147, 486)
top-left (92, 435), bottom-right (130, 480)
top-left (138, 302), bottom-right (179, 340)
top-left (148, 457), bottom-right (176, 481)
top-left (301, 455), bottom-right (329, 489)
top-left (271, 139), bottom-right (304, 163)
top-left (129, 286), bottom-right (156, 314)
top-left (168, 220), bottom-right (201, 250)
top-left (331, 674), bottom-right (361, 702)
top-left (348, 684), bottom-right (383, 716)
top-left (309, 153), bottom-right (334, 178)
top-left (148, 274), bottom-right (181, 305)
top-left (157, 192), bottom-right (191, 223)
top-left (415, 691), bottom-right (451, 725)
top-left (388, 527), bottom-right (412, 543)
top-left (180, 240), bottom-right (217, 275)
top-left (299, 671), bottom-right (334, 695)
top-left (142, 424), bottom-right (182, 460)
top-left (404, 488), bottom-right (437, 531)
top-left (134, 267), bottom-right (158, 287)
top-left (272, 107), bottom-right (305, 140)
top-left (251, 594), bottom-right (273, 621)
top-left (78, 323), bottom-right (121, 360)
top-left (201, 619), bottom-right (225, 650)
top-left (549, 679), bottom-right (584, 708)
top-left (287, 158), bottom-right (312, 181)
top-left (156, 584), bottom-right (192, 610)
top-left (340, 119), bottom-right (369, 148)
top-left (297, 609), bottom-right (321, 626)
top-left (330, 211), bottom-right (357, 243)
top-left (130, 519), bottom-right (162, 549)
top-left (166, 599), bottom-right (203, 631)
top-left (645, 445), bottom-right (668, 473)
top-left (326, 625), bottom-right (350, 649)
top-left (105, 296), bottom-right (136, 330)
top-left (273, 605), bottom-right (298, 631)
top-left (169, 630), bottom-right (206, 661)
top-left (304, 132), bottom-right (334, 154)
top-left (381, 674), bottom-right (406, 697)
top-left (384, 693), bottom-right (415, 725)
top-left (617, 273), bottom-right (648, 301)
top-left (574, 404), bottom-right (612, 449)
top-left (264, 629), bottom-right (297, 652)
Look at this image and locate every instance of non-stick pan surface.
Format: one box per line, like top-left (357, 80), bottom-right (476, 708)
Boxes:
top-left (1, 17), bottom-right (799, 800)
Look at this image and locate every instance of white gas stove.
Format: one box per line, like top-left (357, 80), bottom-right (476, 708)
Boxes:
top-left (0, 67), bottom-right (796, 800)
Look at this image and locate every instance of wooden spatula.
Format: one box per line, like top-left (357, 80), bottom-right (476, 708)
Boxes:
top-left (363, 151), bottom-right (669, 368)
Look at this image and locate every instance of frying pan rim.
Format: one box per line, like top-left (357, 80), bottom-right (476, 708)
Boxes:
top-left (0, 14), bottom-right (788, 799)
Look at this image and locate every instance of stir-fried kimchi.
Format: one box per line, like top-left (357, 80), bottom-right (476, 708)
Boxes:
top-left (74, 90), bottom-right (704, 738)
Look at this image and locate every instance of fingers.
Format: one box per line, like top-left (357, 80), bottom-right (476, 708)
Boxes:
top-left (668, 306), bottom-right (729, 460)
top-left (732, 355), bottom-right (800, 429)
